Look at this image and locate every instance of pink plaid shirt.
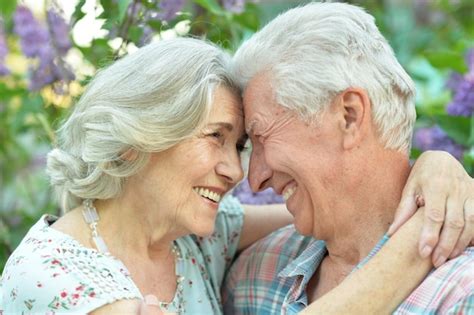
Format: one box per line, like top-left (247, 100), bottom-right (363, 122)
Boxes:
top-left (223, 225), bottom-right (474, 314)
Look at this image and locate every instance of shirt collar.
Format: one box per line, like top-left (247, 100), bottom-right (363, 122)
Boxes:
top-left (278, 233), bottom-right (390, 308)
top-left (278, 238), bottom-right (327, 307)
top-left (279, 238), bottom-right (327, 279)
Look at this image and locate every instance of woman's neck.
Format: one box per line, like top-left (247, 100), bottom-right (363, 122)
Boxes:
top-left (94, 197), bottom-right (181, 261)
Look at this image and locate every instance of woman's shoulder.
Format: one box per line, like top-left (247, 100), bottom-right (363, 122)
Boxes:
top-left (173, 196), bottom-right (245, 288)
top-left (215, 194), bottom-right (245, 236)
top-left (202, 195), bottom-right (244, 250)
top-left (0, 214), bottom-right (141, 313)
top-left (217, 194), bottom-right (244, 215)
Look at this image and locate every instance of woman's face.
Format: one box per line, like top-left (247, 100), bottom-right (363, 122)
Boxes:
top-left (132, 86), bottom-right (246, 237)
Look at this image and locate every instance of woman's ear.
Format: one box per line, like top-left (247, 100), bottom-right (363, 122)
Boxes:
top-left (120, 148), bottom-right (139, 161)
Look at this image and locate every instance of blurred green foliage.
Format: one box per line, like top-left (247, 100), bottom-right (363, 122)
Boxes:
top-left (0, 0), bottom-right (473, 272)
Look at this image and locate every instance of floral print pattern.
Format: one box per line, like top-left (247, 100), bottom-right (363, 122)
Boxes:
top-left (0, 195), bottom-right (244, 314)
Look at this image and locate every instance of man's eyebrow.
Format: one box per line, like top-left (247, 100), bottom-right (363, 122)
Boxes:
top-left (207, 122), bottom-right (234, 131)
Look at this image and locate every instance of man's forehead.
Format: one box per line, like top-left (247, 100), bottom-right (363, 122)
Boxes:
top-left (245, 119), bottom-right (258, 135)
top-left (242, 71), bottom-right (290, 136)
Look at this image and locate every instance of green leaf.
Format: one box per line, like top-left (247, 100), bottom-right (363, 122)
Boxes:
top-left (434, 114), bottom-right (471, 146)
top-left (194, 0), bottom-right (227, 16)
top-left (128, 25), bottom-right (144, 44)
top-left (77, 38), bottom-right (114, 66)
top-left (0, 83), bottom-right (26, 99)
top-left (425, 50), bottom-right (468, 73)
top-left (462, 150), bottom-right (474, 176)
top-left (118, 0), bottom-right (132, 23)
top-left (232, 4), bottom-right (260, 31)
top-left (71, 0), bottom-right (87, 23)
top-left (0, 0), bottom-right (17, 20)
top-left (468, 114), bottom-right (474, 146)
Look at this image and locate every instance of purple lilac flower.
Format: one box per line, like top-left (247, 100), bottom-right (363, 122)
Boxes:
top-left (156, 0), bottom-right (185, 22)
top-left (232, 179), bottom-right (284, 205)
top-left (222, 0), bottom-right (246, 14)
top-left (414, 125), bottom-right (465, 161)
top-left (138, 25), bottom-right (154, 47)
top-left (0, 22), bottom-right (9, 76)
top-left (446, 48), bottom-right (474, 117)
top-left (47, 10), bottom-right (72, 56)
top-left (13, 6), bottom-right (50, 58)
top-left (13, 6), bottom-right (74, 91)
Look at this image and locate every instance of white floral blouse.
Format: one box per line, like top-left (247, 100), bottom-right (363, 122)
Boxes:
top-left (0, 195), bottom-right (244, 314)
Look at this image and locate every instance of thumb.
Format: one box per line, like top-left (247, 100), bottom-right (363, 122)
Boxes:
top-left (388, 191), bottom-right (418, 235)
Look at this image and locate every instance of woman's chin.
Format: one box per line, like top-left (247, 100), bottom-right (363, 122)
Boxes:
top-left (186, 217), bottom-right (217, 238)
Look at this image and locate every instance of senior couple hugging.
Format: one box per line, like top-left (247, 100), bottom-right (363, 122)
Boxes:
top-left (1, 2), bottom-right (473, 314)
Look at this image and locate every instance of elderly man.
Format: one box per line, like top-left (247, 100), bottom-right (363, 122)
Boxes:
top-left (223, 2), bottom-right (473, 314)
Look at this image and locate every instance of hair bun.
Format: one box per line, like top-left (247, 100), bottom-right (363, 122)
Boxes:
top-left (46, 148), bottom-right (86, 211)
top-left (47, 149), bottom-right (85, 186)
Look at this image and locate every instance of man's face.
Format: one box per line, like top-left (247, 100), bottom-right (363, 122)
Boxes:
top-left (243, 73), bottom-right (344, 237)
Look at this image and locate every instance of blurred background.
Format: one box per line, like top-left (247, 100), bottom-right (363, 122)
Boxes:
top-left (0, 0), bottom-right (473, 272)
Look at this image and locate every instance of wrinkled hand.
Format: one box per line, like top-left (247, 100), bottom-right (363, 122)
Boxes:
top-left (139, 295), bottom-right (164, 315)
top-left (388, 151), bottom-right (474, 267)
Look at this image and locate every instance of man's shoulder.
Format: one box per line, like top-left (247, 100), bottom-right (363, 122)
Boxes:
top-left (395, 247), bottom-right (474, 314)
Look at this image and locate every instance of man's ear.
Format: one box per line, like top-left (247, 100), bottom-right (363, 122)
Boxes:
top-left (338, 88), bottom-right (371, 150)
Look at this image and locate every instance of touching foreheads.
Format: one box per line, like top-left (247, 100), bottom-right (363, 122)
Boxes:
top-left (232, 2), bottom-right (416, 154)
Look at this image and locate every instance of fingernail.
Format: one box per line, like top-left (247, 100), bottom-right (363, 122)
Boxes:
top-left (434, 255), bottom-right (446, 268)
top-left (420, 245), bottom-right (432, 258)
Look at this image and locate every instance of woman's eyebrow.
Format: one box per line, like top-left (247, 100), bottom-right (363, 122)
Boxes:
top-left (207, 122), bottom-right (234, 131)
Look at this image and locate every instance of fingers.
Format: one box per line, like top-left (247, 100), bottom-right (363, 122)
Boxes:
top-left (140, 295), bottom-right (163, 315)
top-left (418, 191), bottom-right (447, 259)
top-left (431, 195), bottom-right (465, 267)
top-left (449, 198), bottom-right (474, 259)
top-left (388, 186), bottom-right (418, 236)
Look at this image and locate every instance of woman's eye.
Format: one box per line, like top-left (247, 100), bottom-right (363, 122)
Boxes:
top-left (209, 131), bottom-right (223, 139)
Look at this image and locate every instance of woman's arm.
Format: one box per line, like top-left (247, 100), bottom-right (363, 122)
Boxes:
top-left (238, 203), bottom-right (293, 251)
top-left (301, 151), bottom-right (473, 314)
top-left (301, 209), bottom-right (430, 314)
top-left (388, 151), bottom-right (474, 266)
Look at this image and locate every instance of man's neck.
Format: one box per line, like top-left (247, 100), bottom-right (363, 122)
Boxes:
top-left (321, 150), bottom-right (411, 277)
top-left (307, 151), bottom-right (411, 302)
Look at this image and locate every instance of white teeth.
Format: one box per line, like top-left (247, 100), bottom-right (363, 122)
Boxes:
top-left (193, 187), bottom-right (222, 203)
top-left (282, 186), bottom-right (296, 201)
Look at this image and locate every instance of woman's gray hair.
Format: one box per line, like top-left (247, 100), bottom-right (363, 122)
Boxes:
top-left (233, 2), bottom-right (416, 154)
top-left (47, 37), bottom-right (239, 212)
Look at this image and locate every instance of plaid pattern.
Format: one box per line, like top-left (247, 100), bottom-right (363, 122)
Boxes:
top-left (223, 225), bottom-right (474, 315)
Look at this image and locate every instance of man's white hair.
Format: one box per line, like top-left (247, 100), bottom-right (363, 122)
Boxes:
top-left (47, 38), bottom-right (238, 212)
top-left (233, 2), bottom-right (416, 153)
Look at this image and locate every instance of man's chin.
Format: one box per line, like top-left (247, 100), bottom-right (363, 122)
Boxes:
top-left (293, 222), bottom-right (314, 237)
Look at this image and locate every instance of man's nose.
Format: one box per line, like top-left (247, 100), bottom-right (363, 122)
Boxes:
top-left (248, 145), bottom-right (272, 192)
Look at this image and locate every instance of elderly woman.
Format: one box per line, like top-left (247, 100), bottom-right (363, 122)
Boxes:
top-left (0, 38), bottom-right (472, 314)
